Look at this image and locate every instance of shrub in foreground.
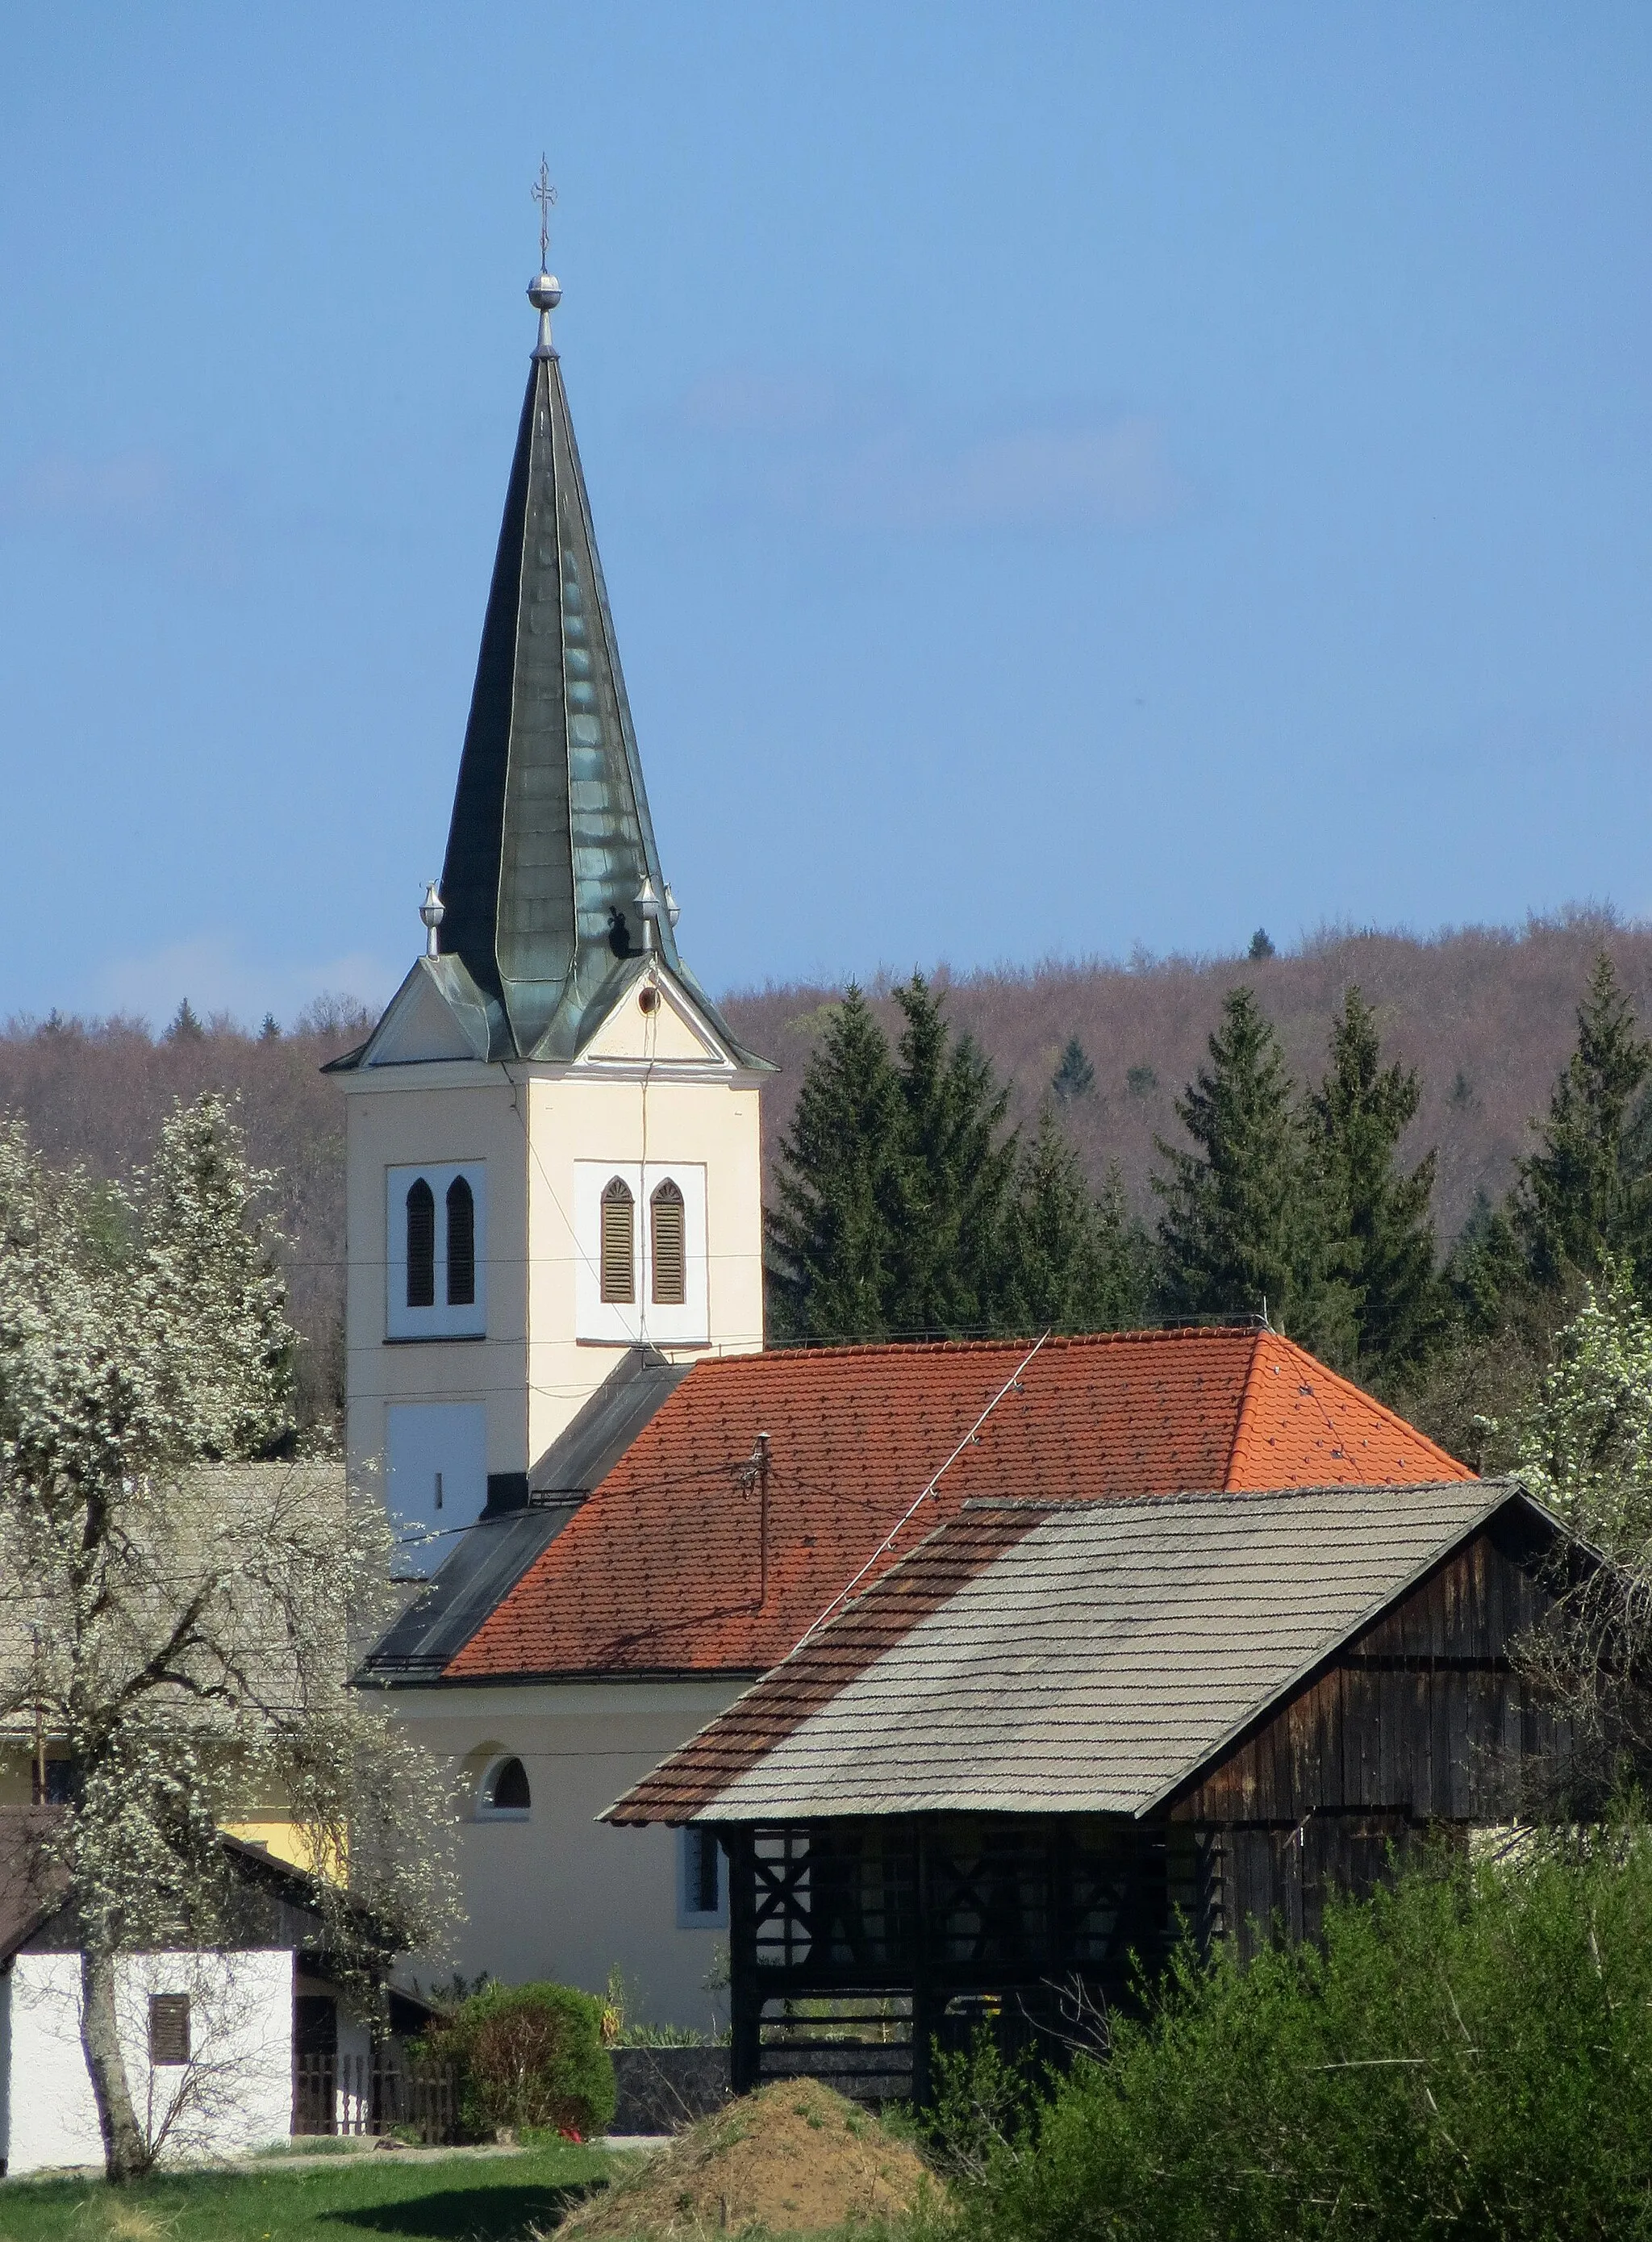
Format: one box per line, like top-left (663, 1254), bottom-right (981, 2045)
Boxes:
top-left (432, 1981), bottom-right (615, 2141)
top-left (941, 1828), bottom-right (1652, 2242)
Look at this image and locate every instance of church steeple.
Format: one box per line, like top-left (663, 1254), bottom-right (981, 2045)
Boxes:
top-left (339, 211), bottom-right (768, 1575)
top-left (436, 266), bottom-right (687, 1060)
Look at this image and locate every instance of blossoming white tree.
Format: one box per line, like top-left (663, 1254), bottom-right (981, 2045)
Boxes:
top-left (1512, 1260), bottom-right (1652, 1807)
top-left (0, 1096), bottom-right (454, 2181)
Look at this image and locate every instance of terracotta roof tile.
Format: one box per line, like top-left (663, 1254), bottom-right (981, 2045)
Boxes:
top-left (444, 1329), bottom-right (1471, 1682)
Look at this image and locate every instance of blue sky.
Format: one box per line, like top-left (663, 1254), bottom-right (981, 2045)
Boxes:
top-left (2, 4), bottom-right (1649, 1027)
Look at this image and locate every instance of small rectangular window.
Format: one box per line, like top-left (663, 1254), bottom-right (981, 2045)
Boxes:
top-left (678, 1827), bottom-right (726, 1926)
top-left (148, 1993), bottom-right (190, 2066)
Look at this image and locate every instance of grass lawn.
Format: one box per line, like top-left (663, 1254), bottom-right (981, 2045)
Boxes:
top-left (0, 2140), bottom-right (620, 2242)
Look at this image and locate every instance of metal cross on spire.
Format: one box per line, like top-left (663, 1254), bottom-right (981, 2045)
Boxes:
top-left (532, 157), bottom-right (557, 270)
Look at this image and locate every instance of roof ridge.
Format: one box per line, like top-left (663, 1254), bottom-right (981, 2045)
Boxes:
top-left (1223, 1327), bottom-right (1269, 1488)
top-left (964, 1478), bottom-right (1490, 1514)
top-left (710, 1326), bottom-right (1262, 1368)
top-left (1231, 1330), bottom-right (1476, 1485)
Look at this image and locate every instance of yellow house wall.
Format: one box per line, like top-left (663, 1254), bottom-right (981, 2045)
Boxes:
top-left (0, 1749), bottom-right (323, 1877)
top-left (389, 1679), bottom-right (745, 2028)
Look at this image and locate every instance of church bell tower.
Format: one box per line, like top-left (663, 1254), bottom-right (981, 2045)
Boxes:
top-left (333, 249), bottom-right (770, 1564)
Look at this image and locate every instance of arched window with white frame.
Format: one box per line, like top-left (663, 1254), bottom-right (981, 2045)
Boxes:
top-left (575, 1163), bottom-right (707, 1344)
top-left (476, 1754), bottom-right (531, 1820)
top-left (386, 1163), bottom-right (487, 1338)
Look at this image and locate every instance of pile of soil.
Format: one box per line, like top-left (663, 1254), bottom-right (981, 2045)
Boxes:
top-left (560, 2077), bottom-right (942, 2238)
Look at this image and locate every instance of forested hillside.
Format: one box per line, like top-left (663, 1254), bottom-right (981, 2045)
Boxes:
top-left (1, 911), bottom-right (1644, 1434)
top-left (724, 910), bottom-right (1652, 1245)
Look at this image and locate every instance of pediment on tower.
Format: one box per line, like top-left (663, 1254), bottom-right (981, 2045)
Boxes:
top-left (355, 957), bottom-right (500, 1067)
top-left (575, 961), bottom-right (744, 1069)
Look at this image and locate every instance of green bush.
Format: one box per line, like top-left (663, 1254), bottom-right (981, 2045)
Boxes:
top-left (433, 1981), bottom-right (616, 2141)
top-left (945, 1827), bottom-right (1652, 2242)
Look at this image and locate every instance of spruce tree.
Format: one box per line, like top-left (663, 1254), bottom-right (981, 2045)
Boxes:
top-left (765, 987), bottom-right (906, 1342)
top-left (1512, 953), bottom-right (1652, 1292)
top-left (886, 975), bottom-right (1020, 1336)
top-left (1446, 1188), bottom-right (1525, 1337)
top-left (1051, 1036), bottom-right (1096, 1103)
top-left (1007, 1108), bottom-right (1153, 1331)
top-left (1153, 986), bottom-right (1324, 1334)
top-left (1308, 984), bottom-right (1443, 1376)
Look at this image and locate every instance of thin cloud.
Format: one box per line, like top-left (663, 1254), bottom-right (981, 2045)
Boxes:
top-left (0, 449), bottom-right (245, 575)
top-left (673, 369), bottom-right (1187, 536)
top-left (95, 935), bottom-right (395, 1035)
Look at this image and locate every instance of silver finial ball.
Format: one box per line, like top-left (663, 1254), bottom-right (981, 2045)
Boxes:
top-left (528, 271), bottom-right (561, 313)
top-left (420, 881), bottom-right (445, 959)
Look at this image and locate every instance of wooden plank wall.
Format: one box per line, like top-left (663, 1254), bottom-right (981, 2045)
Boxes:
top-left (1174, 1513), bottom-right (1571, 1952)
top-left (1173, 1518), bottom-right (1562, 1829)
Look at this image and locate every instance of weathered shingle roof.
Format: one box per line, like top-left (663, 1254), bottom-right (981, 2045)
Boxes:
top-left (428, 1329), bottom-right (1471, 1684)
top-left (609, 1479), bottom-right (1537, 1824)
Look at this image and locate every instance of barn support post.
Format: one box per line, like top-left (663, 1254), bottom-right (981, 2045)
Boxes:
top-left (911, 1817), bottom-right (934, 2109)
top-left (725, 1826), bottom-right (761, 2095)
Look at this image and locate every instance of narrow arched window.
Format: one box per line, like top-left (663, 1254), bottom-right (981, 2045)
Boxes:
top-left (600, 1177), bottom-right (635, 1303)
top-left (485, 1756), bottom-right (531, 1812)
top-left (650, 1179), bottom-right (686, 1305)
top-left (446, 1176), bottom-right (475, 1306)
top-left (405, 1179), bottom-right (436, 1308)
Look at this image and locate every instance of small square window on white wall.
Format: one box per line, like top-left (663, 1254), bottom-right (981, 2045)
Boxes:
top-left (386, 1163), bottom-right (486, 1339)
top-left (385, 1402), bottom-right (486, 1576)
top-left (678, 1826), bottom-right (728, 1928)
top-left (574, 1163), bottom-right (707, 1346)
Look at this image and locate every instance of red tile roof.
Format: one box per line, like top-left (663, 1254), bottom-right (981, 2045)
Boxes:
top-left (447, 1328), bottom-right (1471, 1682)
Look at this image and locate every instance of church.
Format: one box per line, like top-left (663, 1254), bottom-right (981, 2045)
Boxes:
top-left (340, 254), bottom-right (1473, 2026)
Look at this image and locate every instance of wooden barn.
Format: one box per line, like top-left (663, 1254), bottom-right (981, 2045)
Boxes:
top-left (609, 1478), bottom-right (1583, 2102)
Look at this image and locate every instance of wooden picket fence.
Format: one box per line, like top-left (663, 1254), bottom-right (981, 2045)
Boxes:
top-left (292, 2044), bottom-right (458, 2143)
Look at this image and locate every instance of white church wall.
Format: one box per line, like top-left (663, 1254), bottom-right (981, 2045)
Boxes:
top-left (342, 1038), bottom-right (764, 1492)
top-left (386, 1160), bottom-right (488, 1341)
top-left (393, 1679), bottom-right (743, 2031)
top-left (2, 1950), bottom-right (293, 2174)
top-left (385, 1401), bottom-right (488, 1576)
top-left (572, 1160), bottom-right (708, 1346)
top-left (344, 1071), bottom-right (530, 1501)
top-left (524, 1068), bottom-right (764, 1468)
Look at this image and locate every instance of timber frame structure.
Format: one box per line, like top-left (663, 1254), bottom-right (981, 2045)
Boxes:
top-left (613, 1481), bottom-right (1590, 2102)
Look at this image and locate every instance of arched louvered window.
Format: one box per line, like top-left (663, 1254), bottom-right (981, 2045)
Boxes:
top-left (446, 1176), bottom-right (475, 1306)
top-left (650, 1179), bottom-right (686, 1305)
top-left (405, 1179), bottom-right (436, 1308)
top-left (600, 1177), bottom-right (635, 1304)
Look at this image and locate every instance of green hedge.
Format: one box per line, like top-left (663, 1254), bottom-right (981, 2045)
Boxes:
top-left (432, 1981), bottom-right (616, 2142)
top-left (939, 1827), bottom-right (1652, 2242)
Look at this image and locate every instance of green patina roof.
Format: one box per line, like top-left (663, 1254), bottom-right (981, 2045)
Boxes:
top-left (438, 340), bottom-right (690, 1061)
top-left (338, 299), bottom-right (765, 1074)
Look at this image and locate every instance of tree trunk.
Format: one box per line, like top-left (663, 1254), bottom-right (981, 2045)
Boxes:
top-left (80, 1946), bottom-right (148, 2181)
